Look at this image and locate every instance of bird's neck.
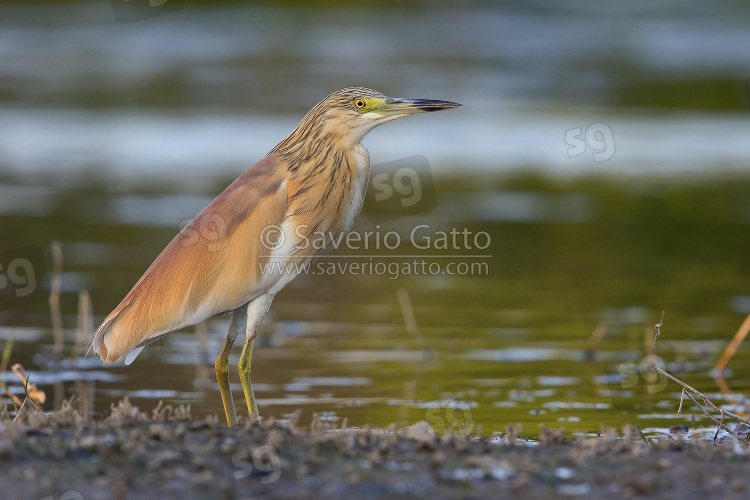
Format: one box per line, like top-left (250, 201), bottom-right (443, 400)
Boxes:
top-left (270, 107), bottom-right (375, 170)
top-left (270, 117), bottom-right (370, 241)
top-left (271, 118), bottom-right (365, 179)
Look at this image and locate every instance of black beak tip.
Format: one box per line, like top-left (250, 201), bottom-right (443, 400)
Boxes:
top-left (417, 99), bottom-right (462, 112)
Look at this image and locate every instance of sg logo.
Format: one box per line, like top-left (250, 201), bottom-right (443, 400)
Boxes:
top-left (364, 156), bottom-right (437, 223)
top-left (618, 354), bottom-right (669, 394)
top-left (372, 168), bottom-right (422, 208)
top-left (423, 400), bottom-right (475, 438)
top-left (565, 122), bottom-right (616, 162)
top-left (232, 445), bottom-right (288, 483)
top-left (0, 246), bottom-right (47, 311)
top-left (601, 341), bottom-right (676, 412)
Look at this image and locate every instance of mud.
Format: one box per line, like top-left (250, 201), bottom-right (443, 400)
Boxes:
top-left (1, 399), bottom-right (749, 500)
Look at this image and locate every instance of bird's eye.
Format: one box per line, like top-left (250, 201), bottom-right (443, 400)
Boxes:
top-left (354, 99), bottom-right (366, 109)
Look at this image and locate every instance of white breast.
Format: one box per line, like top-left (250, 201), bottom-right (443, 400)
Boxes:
top-left (264, 146), bottom-right (370, 296)
top-left (340, 143), bottom-right (371, 233)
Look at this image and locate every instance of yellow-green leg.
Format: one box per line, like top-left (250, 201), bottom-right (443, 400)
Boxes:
top-left (237, 293), bottom-right (274, 419)
top-left (215, 306), bottom-right (247, 427)
top-left (238, 335), bottom-right (259, 416)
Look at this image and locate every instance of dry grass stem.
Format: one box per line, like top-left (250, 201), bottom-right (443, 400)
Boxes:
top-left (714, 410), bottom-right (725, 445)
top-left (2, 387), bottom-right (23, 409)
top-left (0, 333), bottom-right (21, 408)
top-left (396, 288), bottom-right (429, 427)
top-left (71, 289), bottom-right (92, 359)
top-left (49, 241), bottom-right (63, 358)
top-left (397, 287), bottom-right (425, 351)
top-left (635, 423), bottom-right (652, 445)
top-left (11, 364), bottom-right (45, 406)
top-left (584, 321), bottom-right (608, 351)
top-left (715, 313), bottom-right (750, 373)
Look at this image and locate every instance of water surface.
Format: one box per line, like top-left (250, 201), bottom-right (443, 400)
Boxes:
top-left (2, 2), bottom-right (750, 437)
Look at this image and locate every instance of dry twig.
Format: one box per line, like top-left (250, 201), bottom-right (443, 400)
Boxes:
top-left (651, 312), bottom-right (749, 444)
top-left (635, 423), bottom-right (652, 445)
top-left (715, 313), bottom-right (750, 373)
top-left (714, 410), bottom-right (725, 445)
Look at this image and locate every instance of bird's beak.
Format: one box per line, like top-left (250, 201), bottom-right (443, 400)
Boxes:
top-left (374, 97), bottom-right (462, 116)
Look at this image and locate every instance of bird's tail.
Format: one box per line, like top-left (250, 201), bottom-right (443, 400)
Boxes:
top-left (89, 313), bottom-right (120, 363)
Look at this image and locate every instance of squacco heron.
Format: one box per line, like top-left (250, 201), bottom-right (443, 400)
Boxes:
top-left (90, 87), bottom-right (460, 426)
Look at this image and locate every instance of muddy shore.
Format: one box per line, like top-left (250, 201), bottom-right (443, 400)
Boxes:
top-left (1, 399), bottom-right (749, 500)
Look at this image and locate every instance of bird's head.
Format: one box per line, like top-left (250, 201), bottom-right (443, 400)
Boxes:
top-left (274, 87), bottom-right (461, 152)
top-left (322, 87), bottom-right (461, 144)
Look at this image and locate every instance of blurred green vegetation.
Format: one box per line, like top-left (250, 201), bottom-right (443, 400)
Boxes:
top-left (614, 77), bottom-right (749, 112)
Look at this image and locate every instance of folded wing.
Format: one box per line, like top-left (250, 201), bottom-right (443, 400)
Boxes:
top-left (91, 154), bottom-right (289, 363)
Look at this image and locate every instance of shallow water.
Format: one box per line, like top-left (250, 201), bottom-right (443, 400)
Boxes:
top-left (3, 174), bottom-right (750, 437)
top-left (3, 2), bottom-right (750, 436)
